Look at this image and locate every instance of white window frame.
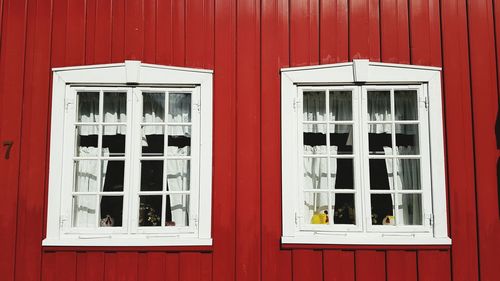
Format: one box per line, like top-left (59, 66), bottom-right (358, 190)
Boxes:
top-left (44, 61), bottom-right (213, 246)
top-left (281, 60), bottom-right (451, 245)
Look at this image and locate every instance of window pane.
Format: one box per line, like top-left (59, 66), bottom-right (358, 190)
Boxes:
top-left (371, 194), bottom-right (394, 225)
top-left (103, 92), bottom-right (127, 123)
top-left (139, 195), bottom-right (163, 226)
top-left (74, 160), bottom-right (99, 192)
top-left (72, 195), bottom-right (96, 227)
top-left (142, 125), bottom-right (165, 157)
top-left (304, 192), bottom-right (329, 224)
top-left (396, 124), bottom-right (419, 155)
top-left (396, 159), bottom-right (421, 190)
top-left (101, 160), bottom-right (124, 192)
top-left (367, 91), bottom-right (391, 121)
top-left (168, 93), bottom-right (191, 122)
top-left (77, 92), bottom-right (99, 122)
top-left (303, 91), bottom-right (326, 121)
top-left (329, 91), bottom-right (352, 121)
top-left (369, 159), bottom-right (394, 190)
top-left (368, 127), bottom-right (392, 155)
top-left (165, 194), bottom-right (190, 227)
top-left (76, 125), bottom-right (99, 156)
top-left (103, 125), bottom-right (126, 157)
top-left (99, 196), bottom-right (123, 227)
top-left (167, 160), bottom-right (190, 191)
top-left (167, 126), bottom-right (191, 156)
top-left (143, 92), bottom-right (165, 122)
top-left (331, 158), bottom-right (354, 189)
top-left (304, 157), bottom-right (328, 190)
top-left (398, 194), bottom-right (422, 225)
top-left (395, 90), bottom-right (418, 120)
top-left (333, 193), bottom-right (355, 224)
top-left (330, 124), bottom-right (353, 154)
top-left (303, 124), bottom-right (327, 155)
top-left (140, 161), bottom-right (164, 191)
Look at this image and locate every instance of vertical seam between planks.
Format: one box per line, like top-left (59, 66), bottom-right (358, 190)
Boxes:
top-left (406, 0), bottom-right (412, 64)
top-left (464, 1), bottom-right (482, 281)
top-left (415, 251), bottom-right (420, 281)
top-left (234, 0), bottom-right (239, 280)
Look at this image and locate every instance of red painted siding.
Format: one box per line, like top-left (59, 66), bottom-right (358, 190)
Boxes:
top-left (0, 0), bottom-right (499, 281)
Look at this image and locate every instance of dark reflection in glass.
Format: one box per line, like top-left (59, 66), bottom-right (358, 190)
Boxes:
top-left (333, 193), bottom-right (355, 224)
top-left (371, 194), bottom-right (394, 225)
top-left (139, 196), bottom-right (163, 226)
top-left (99, 196), bottom-right (123, 227)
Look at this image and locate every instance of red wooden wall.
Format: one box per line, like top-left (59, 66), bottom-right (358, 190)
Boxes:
top-left (0, 0), bottom-right (499, 281)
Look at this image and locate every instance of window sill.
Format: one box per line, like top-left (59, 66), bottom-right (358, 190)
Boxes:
top-left (42, 237), bottom-right (212, 247)
top-left (281, 235), bottom-right (451, 246)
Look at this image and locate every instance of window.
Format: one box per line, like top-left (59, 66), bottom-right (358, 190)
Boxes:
top-left (281, 60), bottom-right (450, 244)
top-left (44, 61), bottom-right (213, 246)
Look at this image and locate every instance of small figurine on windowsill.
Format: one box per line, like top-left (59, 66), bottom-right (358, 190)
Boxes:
top-left (311, 210), bottom-right (329, 224)
top-left (165, 221), bottom-right (176, 226)
top-left (382, 215), bottom-right (395, 225)
top-left (100, 214), bottom-right (114, 227)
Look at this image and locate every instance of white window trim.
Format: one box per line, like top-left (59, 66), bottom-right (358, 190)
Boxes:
top-left (281, 60), bottom-right (451, 245)
top-left (44, 61), bottom-right (213, 246)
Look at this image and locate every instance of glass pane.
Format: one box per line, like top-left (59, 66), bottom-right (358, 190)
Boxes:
top-left (142, 125), bottom-right (165, 157)
top-left (76, 125), bottom-right (99, 156)
top-left (74, 160), bottom-right (99, 192)
top-left (396, 159), bottom-right (421, 190)
top-left (139, 196), bottom-right (163, 226)
top-left (303, 124), bottom-right (327, 155)
top-left (99, 196), bottom-right (123, 227)
top-left (103, 92), bottom-right (127, 123)
top-left (143, 92), bottom-right (165, 122)
top-left (396, 124), bottom-right (419, 155)
top-left (329, 91), bottom-right (352, 121)
top-left (140, 161), bottom-right (164, 191)
top-left (398, 194), bottom-right (422, 225)
top-left (330, 124), bottom-right (353, 154)
top-left (369, 158), bottom-right (394, 190)
top-left (333, 193), bottom-right (355, 224)
top-left (102, 125), bottom-right (126, 157)
top-left (303, 91), bottom-right (326, 121)
top-left (395, 90), bottom-right (418, 120)
top-left (167, 126), bottom-right (191, 156)
top-left (303, 157), bottom-right (328, 190)
top-left (331, 158), bottom-right (353, 189)
top-left (166, 160), bottom-right (191, 191)
top-left (371, 194), bottom-right (394, 225)
top-left (77, 92), bottom-right (99, 122)
top-left (72, 195), bottom-right (96, 227)
top-left (367, 91), bottom-right (391, 121)
top-left (168, 93), bottom-right (191, 122)
top-left (101, 160), bottom-right (124, 192)
top-left (165, 194), bottom-right (190, 227)
top-left (304, 192), bottom-right (329, 224)
top-left (369, 126), bottom-right (392, 155)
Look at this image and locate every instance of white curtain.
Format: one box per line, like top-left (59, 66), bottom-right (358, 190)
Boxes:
top-left (396, 153), bottom-right (422, 225)
top-left (78, 93), bottom-right (127, 135)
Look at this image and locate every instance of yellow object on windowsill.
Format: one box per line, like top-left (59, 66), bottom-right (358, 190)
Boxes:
top-left (311, 211), bottom-right (329, 224)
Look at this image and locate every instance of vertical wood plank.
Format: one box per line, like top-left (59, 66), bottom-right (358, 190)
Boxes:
top-left (180, 252), bottom-right (201, 281)
top-left (104, 252), bottom-right (138, 281)
top-left (156, 0), bottom-right (172, 65)
top-left (418, 250), bottom-right (451, 281)
top-left (349, 0), bottom-right (380, 60)
top-left (42, 252), bottom-right (77, 281)
top-left (380, 0), bottom-right (409, 63)
top-left (409, 0), bottom-right (442, 66)
top-left (386, 250), bottom-right (417, 281)
top-left (111, 0), bottom-right (125, 62)
top-left (440, 0), bottom-right (479, 280)
top-left (320, 0), bottom-right (348, 64)
top-left (290, 0), bottom-right (319, 66)
top-left (292, 250), bottom-right (322, 281)
top-left (186, 0), bottom-right (206, 68)
top-left (467, 1), bottom-right (500, 280)
top-left (172, 0), bottom-right (185, 66)
top-left (125, 0), bottom-right (144, 60)
top-left (165, 253), bottom-right (180, 281)
top-left (76, 252), bottom-right (105, 281)
top-left (236, 0), bottom-right (261, 280)
top-left (200, 253), bottom-right (213, 281)
top-left (85, 0), bottom-right (96, 64)
top-left (66, 0), bottom-right (86, 66)
top-left (143, 0), bottom-right (156, 63)
top-left (138, 252), bottom-right (165, 281)
top-left (212, 0), bottom-right (236, 281)
top-left (323, 250), bottom-right (355, 281)
top-left (355, 250), bottom-right (385, 281)
top-left (0, 0), bottom-right (28, 280)
top-left (94, 0), bottom-right (112, 63)
top-left (261, 0), bottom-right (291, 280)
top-left (13, 1), bottom-right (53, 281)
